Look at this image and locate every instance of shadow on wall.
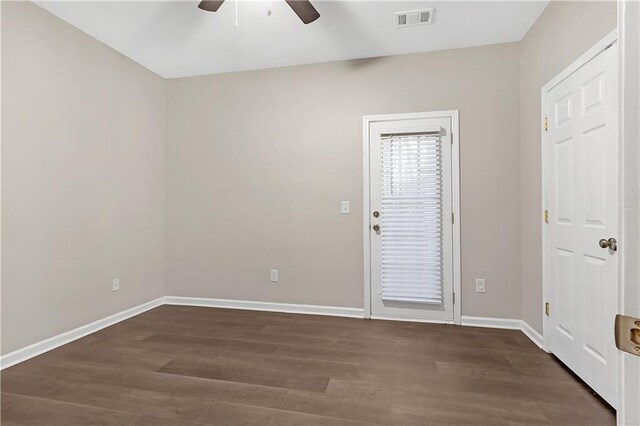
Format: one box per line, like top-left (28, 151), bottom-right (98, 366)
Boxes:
top-left (346, 56), bottom-right (388, 69)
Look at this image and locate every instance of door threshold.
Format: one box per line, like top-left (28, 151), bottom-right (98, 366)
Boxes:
top-left (369, 314), bottom-right (454, 325)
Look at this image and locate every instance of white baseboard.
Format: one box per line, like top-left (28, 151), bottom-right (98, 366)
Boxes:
top-left (164, 296), bottom-right (365, 319)
top-left (0, 296), bottom-right (363, 370)
top-left (461, 315), bottom-right (523, 330)
top-left (2, 298), bottom-right (546, 371)
top-left (461, 316), bottom-right (547, 351)
top-left (521, 321), bottom-right (546, 350)
top-left (0, 297), bottom-right (164, 370)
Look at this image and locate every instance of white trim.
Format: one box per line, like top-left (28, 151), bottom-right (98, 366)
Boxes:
top-left (460, 316), bottom-right (522, 330)
top-left (362, 110), bottom-right (461, 325)
top-left (0, 296), bottom-right (361, 370)
top-left (618, 1), bottom-right (640, 424)
top-left (461, 316), bottom-right (547, 351)
top-left (0, 295), bottom-right (550, 370)
top-left (371, 315), bottom-right (453, 325)
top-left (0, 0), bottom-right (3, 366)
top-left (164, 296), bottom-right (365, 318)
top-left (541, 29), bottom-right (619, 352)
top-left (521, 321), bottom-right (546, 350)
top-left (451, 112), bottom-right (462, 326)
top-left (0, 297), bottom-right (164, 370)
top-left (541, 82), bottom-right (549, 351)
top-left (541, 29), bottom-right (618, 94)
top-left (362, 116), bottom-right (372, 319)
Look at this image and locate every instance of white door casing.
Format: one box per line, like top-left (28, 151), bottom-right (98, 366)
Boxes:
top-left (544, 38), bottom-right (619, 408)
top-left (363, 111), bottom-right (460, 324)
top-left (618, 1), bottom-right (640, 423)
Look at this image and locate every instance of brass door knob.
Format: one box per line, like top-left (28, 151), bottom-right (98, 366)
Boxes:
top-left (372, 224), bottom-right (380, 232)
top-left (599, 237), bottom-right (617, 251)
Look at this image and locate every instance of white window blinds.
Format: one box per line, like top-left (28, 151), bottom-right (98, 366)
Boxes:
top-left (380, 133), bottom-right (443, 304)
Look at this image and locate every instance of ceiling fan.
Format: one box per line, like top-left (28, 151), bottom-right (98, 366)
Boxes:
top-left (198, 0), bottom-right (320, 24)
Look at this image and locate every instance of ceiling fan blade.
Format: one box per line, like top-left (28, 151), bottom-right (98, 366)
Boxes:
top-left (198, 0), bottom-right (225, 12)
top-left (285, 0), bottom-right (320, 24)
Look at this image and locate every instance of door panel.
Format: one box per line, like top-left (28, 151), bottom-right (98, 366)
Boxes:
top-left (556, 248), bottom-right (574, 339)
top-left (369, 117), bottom-right (454, 322)
top-left (546, 43), bottom-right (618, 407)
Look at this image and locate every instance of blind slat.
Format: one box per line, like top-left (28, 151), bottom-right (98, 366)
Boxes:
top-left (380, 134), bottom-right (443, 305)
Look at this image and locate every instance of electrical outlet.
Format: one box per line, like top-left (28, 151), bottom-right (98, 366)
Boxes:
top-left (341, 201), bottom-right (350, 214)
top-left (475, 278), bottom-right (486, 293)
top-left (112, 278), bottom-right (120, 292)
top-left (270, 269), bottom-right (278, 282)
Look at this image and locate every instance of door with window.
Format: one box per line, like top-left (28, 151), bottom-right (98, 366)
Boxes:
top-left (367, 113), bottom-right (457, 323)
top-left (545, 41), bottom-right (618, 407)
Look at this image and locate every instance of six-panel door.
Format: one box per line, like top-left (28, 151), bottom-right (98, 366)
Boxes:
top-left (546, 43), bottom-right (619, 407)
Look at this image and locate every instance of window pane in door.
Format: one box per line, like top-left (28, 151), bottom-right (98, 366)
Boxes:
top-left (380, 134), bottom-right (443, 304)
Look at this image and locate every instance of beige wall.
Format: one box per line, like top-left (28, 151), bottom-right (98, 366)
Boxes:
top-left (519, 1), bottom-right (617, 333)
top-left (2, 0), bottom-right (618, 355)
top-left (166, 43), bottom-right (522, 318)
top-left (1, 2), bottom-right (167, 354)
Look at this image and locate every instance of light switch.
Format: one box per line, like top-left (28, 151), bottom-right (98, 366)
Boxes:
top-left (341, 201), bottom-right (350, 214)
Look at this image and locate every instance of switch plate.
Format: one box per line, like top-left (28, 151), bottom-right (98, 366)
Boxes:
top-left (270, 269), bottom-right (278, 282)
top-left (475, 278), bottom-right (486, 293)
top-left (112, 278), bottom-right (120, 292)
top-left (341, 201), bottom-right (350, 214)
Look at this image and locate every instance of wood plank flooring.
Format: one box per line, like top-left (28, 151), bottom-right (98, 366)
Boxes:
top-left (1, 305), bottom-right (615, 425)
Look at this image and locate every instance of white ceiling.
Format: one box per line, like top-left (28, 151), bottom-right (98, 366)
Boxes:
top-left (35, 1), bottom-right (548, 79)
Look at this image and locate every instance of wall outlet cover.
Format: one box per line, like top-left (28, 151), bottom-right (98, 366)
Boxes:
top-left (270, 269), bottom-right (278, 282)
top-left (341, 201), bottom-right (350, 214)
top-left (475, 278), bottom-right (486, 293)
top-left (112, 278), bottom-right (120, 292)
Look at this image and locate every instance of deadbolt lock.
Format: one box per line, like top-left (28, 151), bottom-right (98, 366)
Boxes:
top-left (373, 211), bottom-right (380, 218)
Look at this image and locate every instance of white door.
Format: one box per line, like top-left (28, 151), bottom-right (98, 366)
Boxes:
top-left (546, 42), bottom-right (619, 407)
top-left (368, 116), bottom-right (454, 322)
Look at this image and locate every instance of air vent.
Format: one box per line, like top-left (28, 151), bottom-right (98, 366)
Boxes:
top-left (395, 8), bottom-right (433, 28)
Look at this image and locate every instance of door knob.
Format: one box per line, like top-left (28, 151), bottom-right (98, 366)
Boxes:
top-left (599, 237), bottom-right (617, 251)
top-left (372, 224), bottom-right (380, 232)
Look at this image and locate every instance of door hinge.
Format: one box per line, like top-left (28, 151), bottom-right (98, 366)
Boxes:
top-left (544, 117), bottom-right (548, 132)
top-left (544, 210), bottom-right (549, 224)
top-left (545, 302), bottom-right (550, 316)
top-left (452, 213), bottom-right (455, 224)
top-left (453, 292), bottom-right (456, 304)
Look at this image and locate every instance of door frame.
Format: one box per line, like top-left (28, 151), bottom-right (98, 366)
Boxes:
top-left (541, 29), bottom-right (619, 352)
top-left (362, 110), bottom-right (461, 325)
top-left (617, 0), bottom-right (640, 423)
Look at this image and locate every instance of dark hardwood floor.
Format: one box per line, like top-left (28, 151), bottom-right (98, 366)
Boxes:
top-left (1, 305), bottom-right (615, 425)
